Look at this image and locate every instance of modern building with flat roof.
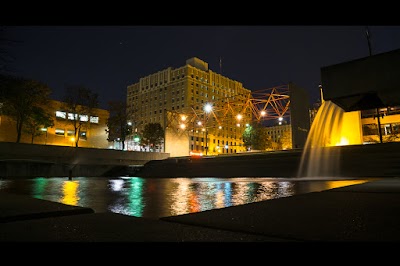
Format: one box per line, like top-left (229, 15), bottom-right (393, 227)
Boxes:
top-left (0, 99), bottom-right (110, 148)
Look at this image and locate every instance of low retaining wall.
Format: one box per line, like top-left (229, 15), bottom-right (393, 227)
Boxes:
top-left (2, 142), bottom-right (400, 178)
top-left (137, 142), bottom-right (400, 178)
top-left (0, 142), bottom-right (169, 178)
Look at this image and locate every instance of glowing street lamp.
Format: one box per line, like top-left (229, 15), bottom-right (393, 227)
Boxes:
top-left (278, 116), bottom-right (283, 125)
top-left (204, 103), bottom-right (213, 155)
top-left (204, 103), bottom-right (212, 113)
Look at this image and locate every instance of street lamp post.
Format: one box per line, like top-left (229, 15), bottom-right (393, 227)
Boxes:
top-left (204, 103), bottom-right (212, 155)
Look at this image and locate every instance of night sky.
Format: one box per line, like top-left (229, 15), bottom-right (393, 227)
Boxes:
top-left (3, 25), bottom-right (400, 109)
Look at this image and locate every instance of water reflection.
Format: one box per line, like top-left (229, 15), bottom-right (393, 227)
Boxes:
top-left (0, 177), bottom-right (371, 219)
top-left (60, 180), bottom-right (80, 205)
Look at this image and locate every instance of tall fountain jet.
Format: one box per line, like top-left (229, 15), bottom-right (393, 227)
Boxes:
top-left (298, 48), bottom-right (400, 178)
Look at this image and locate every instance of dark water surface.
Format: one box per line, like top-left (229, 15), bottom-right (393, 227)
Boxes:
top-left (0, 176), bottom-right (376, 219)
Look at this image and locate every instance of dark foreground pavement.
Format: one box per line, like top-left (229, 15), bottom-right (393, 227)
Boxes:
top-left (1, 178), bottom-right (400, 243)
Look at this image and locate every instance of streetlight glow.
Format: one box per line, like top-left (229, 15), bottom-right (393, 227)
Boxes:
top-left (203, 103), bottom-right (213, 156)
top-left (204, 103), bottom-right (212, 113)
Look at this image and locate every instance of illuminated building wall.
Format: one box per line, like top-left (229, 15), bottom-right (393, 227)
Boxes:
top-left (361, 106), bottom-right (400, 143)
top-left (265, 124), bottom-right (292, 149)
top-left (0, 99), bottom-right (110, 148)
top-left (127, 57), bottom-right (252, 157)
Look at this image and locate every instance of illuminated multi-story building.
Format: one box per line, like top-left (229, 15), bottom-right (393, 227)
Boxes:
top-left (0, 99), bottom-right (110, 148)
top-left (126, 57), bottom-right (253, 157)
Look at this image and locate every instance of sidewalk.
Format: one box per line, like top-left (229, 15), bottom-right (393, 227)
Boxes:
top-left (1, 177), bottom-right (400, 242)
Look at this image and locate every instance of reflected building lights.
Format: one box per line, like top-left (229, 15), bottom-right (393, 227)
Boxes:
top-left (326, 180), bottom-right (367, 190)
top-left (110, 179), bottom-right (124, 192)
top-left (197, 182), bottom-right (218, 211)
top-left (127, 177), bottom-right (145, 217)
top-left (188, 193), bottom-right (200, 213)
top-left (32, 177), bottom-right (48, 200)
top-left (215, 190), bottom-right (225, 209)
top-left (231, 183), bottom-right (251, 205)
top-left (170, 179), bottom-right (191, 216)
top-left (60, 180), bottom-right (80, 206)
top-left (0, 176), bottom-right (374, 220)
top-left (224, 182), bottom-right (232, 207)
top-left (0, 180), bottom-right (11, 189)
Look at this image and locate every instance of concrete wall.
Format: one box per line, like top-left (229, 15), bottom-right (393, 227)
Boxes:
top-left (0, 142), bottom-right (170, 178)
top-left (137, 142), bottom-right (400, 178)
top-left (289, 82), bottom-right (311, 149)
top-left (321, 48), bottom-right (400, 111)
top-left (165, 127), bottom-right (190, 157)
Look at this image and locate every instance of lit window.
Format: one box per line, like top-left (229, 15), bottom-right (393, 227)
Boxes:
top-left (67, 130), bottom-right (75, 136)
top-left (55, 129), bottom-right (65, 136)
top-left (56, 111), bottom-right (66, 119)
top-left (68, 113), bottom-right (77, 120)
top-left (79, 115), bottom-right (88, 122)
top-left (90, 116), bottom-right (99, 123)
top-left (80, 131), bottom-right (87, 140)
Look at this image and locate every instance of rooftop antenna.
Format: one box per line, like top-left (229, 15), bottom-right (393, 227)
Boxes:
top-left (365, 26), bottom-right (372, 56)
top-left (219, 56), bottom-right (222, 74)
top-left (365, 26), bottom-right (383, 143)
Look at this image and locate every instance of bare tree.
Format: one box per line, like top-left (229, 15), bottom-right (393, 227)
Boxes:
top-left (62, 86), bottom-right (99, 147)
top-left (106, 100), bottom-right (133, 150)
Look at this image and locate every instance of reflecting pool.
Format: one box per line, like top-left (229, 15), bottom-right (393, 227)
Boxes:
top-left (0, 176), bottom-right (375, 219)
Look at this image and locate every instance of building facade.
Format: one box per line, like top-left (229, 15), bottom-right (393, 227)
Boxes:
top-left (127, 57), bottom-right (253, 157)
top-left (0, 99), bottom-right (110, 148)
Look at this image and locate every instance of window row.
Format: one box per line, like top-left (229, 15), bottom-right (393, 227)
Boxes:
top-left (55, 111), bottom-right (99, 123)
top-left (55, 129), bottom-right (87, 139)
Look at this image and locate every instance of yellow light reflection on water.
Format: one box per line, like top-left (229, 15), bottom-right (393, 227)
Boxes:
top-left (170, 179), bottom-right (191, 216)
top-left (215, 190), bottom-right (225, 209)
top-left (231, 183), bottom-right (250, 206)
top-left (325, 180), bottom-right (368, 190)
top-left (60, 181), bottom-right (80, 206)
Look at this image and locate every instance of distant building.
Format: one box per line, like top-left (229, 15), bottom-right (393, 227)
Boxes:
top-left (0, 99), bottom-right (110, 148)
top-left (126, 58), bottom-right (311, 156)
top-left (126, 57), bottom-right (252, 157)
